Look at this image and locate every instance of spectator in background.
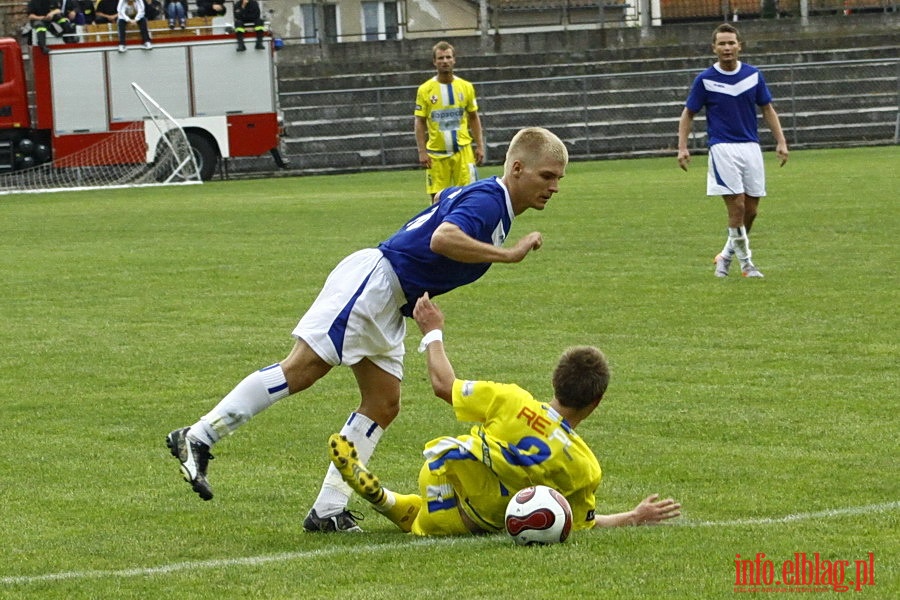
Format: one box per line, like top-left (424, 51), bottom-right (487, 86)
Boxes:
top-left (61, 0), bottom-right (84, 26)
top-left (415, 41), bottom-right (485, 203)
top-left (77, 0), bottom-right (94, 23)
top-left (94, 0), bottom-right (119, 24)
top-left (194, 0), bottom-right (226, 17)
top-left (116, 0), bottom-right (152, 52)
top-left (164, 0), bottom-right (186, 28)
top-left (233, 0), bottom-right (264, 51)
top-left (27, 0), bottom-right (76, 51)
top-left (144, 0), bottom-right (162, 20)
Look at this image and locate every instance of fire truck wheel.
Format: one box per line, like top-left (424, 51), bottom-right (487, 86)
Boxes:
top-left (187, 132), bottom-right (218, 181)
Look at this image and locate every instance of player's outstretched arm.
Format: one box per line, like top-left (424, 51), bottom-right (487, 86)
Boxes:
top-left (431, 222), bottom-right (541, 264)
top-left (593, 494), bottom-right (682, 528)
top-left (413, 293), bottom-right (455, 404)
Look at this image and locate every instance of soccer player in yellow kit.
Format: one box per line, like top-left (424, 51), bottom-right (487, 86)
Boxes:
top-left (415, 41), bottom-right (484, 203)
top-left (328, 293), bottom-right (681, 535)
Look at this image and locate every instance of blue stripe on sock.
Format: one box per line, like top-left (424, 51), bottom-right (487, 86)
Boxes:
top-left (347, 412), bottom-right (380, 437)
top-left (259, 363), bottom-right (288, 395)
top-left (268, 382), bottom-right (288, 395)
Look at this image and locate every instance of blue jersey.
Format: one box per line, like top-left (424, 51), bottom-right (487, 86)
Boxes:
top-left (379, 176), bottom-right (513, 316)
top-left (685, 62), bottom-right (773, 146)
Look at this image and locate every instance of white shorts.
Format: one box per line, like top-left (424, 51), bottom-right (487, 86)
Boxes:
top-left (293, 248), bottom-right (407, 380)
top-left (707, 142), bottom-right (766, 198)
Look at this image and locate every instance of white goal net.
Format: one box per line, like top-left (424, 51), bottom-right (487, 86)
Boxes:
top-left (0, 83), bottom-right (201, 195)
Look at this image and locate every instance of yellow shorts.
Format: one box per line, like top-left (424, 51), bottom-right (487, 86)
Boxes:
top-left (410, 458), bottom-right (508, 536)
top-left (425, 145), bottom-right (478, 195)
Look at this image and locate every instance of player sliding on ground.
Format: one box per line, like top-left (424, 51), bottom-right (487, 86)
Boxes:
top-left (328, 293), bottom-right (682, 535)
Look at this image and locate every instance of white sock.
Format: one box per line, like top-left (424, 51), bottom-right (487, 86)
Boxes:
top-left (373, 488), bottom-right (398, 513)
top-left (312, 412), bottom-right (384, 517)
top-left (728, 226), bottom-right (752, 265)
top-left (720, 237), bottom-right (735, 258)
top-left (187, 363), bottom-right (290, 446)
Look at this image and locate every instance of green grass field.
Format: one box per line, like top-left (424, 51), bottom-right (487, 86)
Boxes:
top-left (1, 146), bottom-right (897, 599)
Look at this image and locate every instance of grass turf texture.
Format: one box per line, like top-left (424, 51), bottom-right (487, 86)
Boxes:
top-left (0, 146), bottom-right (896, 598)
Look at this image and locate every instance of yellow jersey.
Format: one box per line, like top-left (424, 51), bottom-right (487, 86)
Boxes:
top-left (414, 76), bottom-right (479, 157)
top-left (422, 379), bottom-right (602, 532)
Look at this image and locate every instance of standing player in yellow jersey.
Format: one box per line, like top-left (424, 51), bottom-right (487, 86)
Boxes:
top-left (328, 293), bottom-right (682, 535)
top-left (415, 41), bottom-right (485, 203)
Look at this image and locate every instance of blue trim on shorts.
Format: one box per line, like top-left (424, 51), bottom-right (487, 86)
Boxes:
top-left (710, 146), bottom-right (738, 194)
top-left (428, 496), bottom-right (458, 512)
top-left (327, 270), bottom-right (375, 362)
top-left (428, 447), bottom-right (476, 471)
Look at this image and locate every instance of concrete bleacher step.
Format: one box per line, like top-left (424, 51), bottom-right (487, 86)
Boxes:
top-left (270, 21), bottom-right (899, 174)
top-left (277, 44), bottom-right (899, 97)
top-left (276, 29), bottom-right (899, 78)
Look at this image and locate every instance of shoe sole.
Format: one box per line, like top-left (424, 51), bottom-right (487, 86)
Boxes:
top-left (166, 431), bottom-right (214, 501)
top-left (328, 434), bottom-right (383, 502)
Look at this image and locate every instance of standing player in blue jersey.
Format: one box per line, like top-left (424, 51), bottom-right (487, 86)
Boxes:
top-left (677, 23), bottom-right (789, 278)
top-left (415, 41), bottom-right (485, 203)
top-left (327, 293), bottom-right (682, 535)
top-left (166, 127), bottom-right (568, 533)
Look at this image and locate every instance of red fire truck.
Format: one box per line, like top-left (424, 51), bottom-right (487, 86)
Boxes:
top-left (0, 21), bottom-right (282, 180)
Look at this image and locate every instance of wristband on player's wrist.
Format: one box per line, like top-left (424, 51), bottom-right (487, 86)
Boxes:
top-left (418, 329), bottom-right (443, 353)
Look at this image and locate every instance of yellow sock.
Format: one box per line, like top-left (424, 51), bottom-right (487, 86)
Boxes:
top-left (328, 434), bottom-right (421, 532)
top-left (375, 490), bottom-right (422, 533)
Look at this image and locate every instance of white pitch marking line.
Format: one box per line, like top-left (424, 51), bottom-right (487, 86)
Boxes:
top-left (0, 537), bottom-right (489, 586)
top-left (2, 502), bottom-right (897, 586)
top-left (675, 500), bottom-right (900, 527)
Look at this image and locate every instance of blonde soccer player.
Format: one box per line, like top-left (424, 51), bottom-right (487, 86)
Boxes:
top-left (166, 128), bottom-right (567, 534)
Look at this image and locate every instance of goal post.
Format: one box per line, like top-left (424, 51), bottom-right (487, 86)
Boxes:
top-left (131, 82), bottom-right (203, 186)
top-left (0, 82), bottom-right (202, 195)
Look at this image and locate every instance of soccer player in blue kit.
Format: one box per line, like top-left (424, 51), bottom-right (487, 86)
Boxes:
top-left (677, 23), bottom-right (789, 278)
top-left (167, 127), bottom-right (568, 532)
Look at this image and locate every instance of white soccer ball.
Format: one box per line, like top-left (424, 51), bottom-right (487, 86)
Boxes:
top-left (504, 485), bottom-right (573, 546)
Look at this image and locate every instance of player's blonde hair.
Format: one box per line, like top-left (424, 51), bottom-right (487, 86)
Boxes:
top-left (504, 127), bottom-right (568, 173)
top-left (552, 346), bottom-right (610, 410)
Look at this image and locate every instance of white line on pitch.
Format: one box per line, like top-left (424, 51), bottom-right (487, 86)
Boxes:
top-left (0, 537), bottom-right (492, 586)
top-left (675, 500), bottom-right (900, 527)
top-left (2, 501), bottom-right (897, 586)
